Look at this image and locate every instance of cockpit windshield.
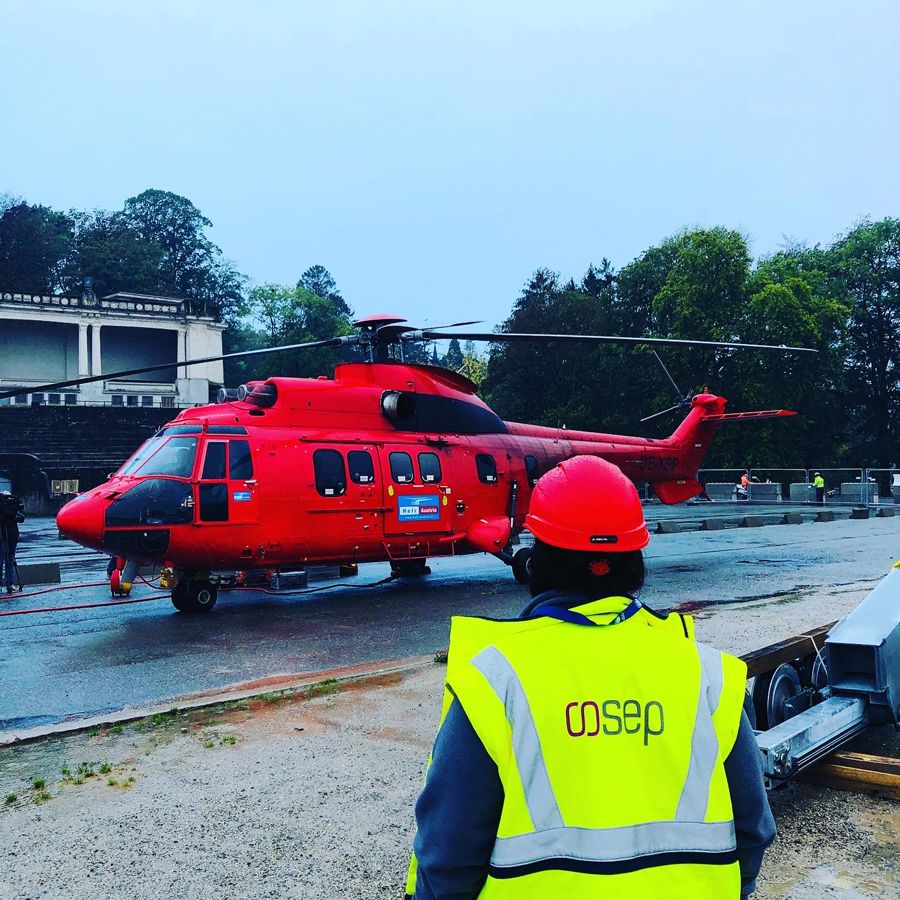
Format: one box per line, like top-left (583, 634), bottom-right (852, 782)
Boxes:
top-left (119, 437), bottom-right (199, 479)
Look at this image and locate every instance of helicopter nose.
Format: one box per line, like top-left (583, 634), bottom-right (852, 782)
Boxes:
top-left (57, 494), bottom-right (104, 549)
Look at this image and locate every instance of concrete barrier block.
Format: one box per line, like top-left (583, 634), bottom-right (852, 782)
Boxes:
top-left (16, 562), bottom-right (61, 586)
top-left (740, 516), bottom-right (767, 528)
top-left (850, 507), bottom-right (870, 520)
top-left (655, 521), bottom-right (682, 534)
top-left (701, 518), bottom-right (726, 531)
top-left (815, 510), bottom-right (835, 523)
top-left (781, 512), bottom-right (803, 525)
top-left (748, 483), bottom-right (780, 502)
top-left (790, 483), bottom-right (815, 502)
top-left (705, 483), bottom-right (737, 501)
top-left (877, 507), bottom-right (895, 518)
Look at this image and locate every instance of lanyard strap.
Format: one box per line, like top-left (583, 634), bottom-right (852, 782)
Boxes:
top-left (530, 597), bottom-right (643, 627)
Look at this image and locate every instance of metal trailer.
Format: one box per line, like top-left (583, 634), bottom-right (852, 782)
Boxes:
top-left (752, 565), bottom-right (900, 784)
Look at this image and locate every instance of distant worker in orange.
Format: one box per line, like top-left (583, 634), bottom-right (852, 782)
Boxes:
top-left (737, 471), bottom-right (750, 501)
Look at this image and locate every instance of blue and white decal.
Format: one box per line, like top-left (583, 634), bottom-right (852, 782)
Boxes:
top-left (233, 491), bottom-right (252, 502)
top-left (397, 494), bottom-right (441, 522)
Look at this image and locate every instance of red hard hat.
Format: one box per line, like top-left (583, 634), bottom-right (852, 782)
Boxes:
top-left (525, 456), bottom-right (650, 552)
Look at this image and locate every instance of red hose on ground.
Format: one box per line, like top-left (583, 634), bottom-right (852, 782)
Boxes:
top-left (0, 579), bottom-right (168, 616)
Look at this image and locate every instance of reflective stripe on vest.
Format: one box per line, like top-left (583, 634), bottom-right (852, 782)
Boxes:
top-left (471, 642), bottom-right (736, 876)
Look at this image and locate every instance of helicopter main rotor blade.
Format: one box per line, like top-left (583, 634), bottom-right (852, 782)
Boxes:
top-left (417, 330), bottom-right (818, 354)
top-left (419, 319), bottom-right (483, 331)
top-left (648, 350), bottom-right (687, 406)
top-left (0, 336), bottom-right (351, 401)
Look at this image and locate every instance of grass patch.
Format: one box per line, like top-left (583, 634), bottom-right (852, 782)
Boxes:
top-left (202, 740), bottom-right (215, 749)
top-left (32, 791), bottom-right (51, 804)
top-left (60, 765), bottom-right (71, 780)
top-left (433, 648), bottom-right (448, 664)
top-left (220, 735), bottom-right (236, 746)
top-left (31, 777), bottom-right (46, 791)
top-left (88, 728), bottom-right (100, 738)
top-left (110, 724), bottom-right (123, 735)
top-left (303, 679), bottom-right (339, 700)
top-left (107, 778), bottom-right (119, 787)
top-left (98, 763), bottom-right (112, 775)
top-left (4, 793), bottom-right (17, 806)
top-left (77, 762), bottom-right (95, 779)
top-left (256, 692), bottom-right (286, 705)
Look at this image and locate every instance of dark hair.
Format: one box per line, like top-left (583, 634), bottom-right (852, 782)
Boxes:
top-left (528, 539), bottom-right (645, 598)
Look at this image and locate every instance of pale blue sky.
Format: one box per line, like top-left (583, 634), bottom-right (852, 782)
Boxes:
top-left (1, 1), bottom-right (898, 328)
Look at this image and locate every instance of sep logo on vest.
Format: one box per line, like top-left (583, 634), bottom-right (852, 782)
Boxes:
top-left (565, 698), bottom-right (665, 746)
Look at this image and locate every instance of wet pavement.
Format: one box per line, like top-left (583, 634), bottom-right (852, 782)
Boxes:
top-left (2, 510), bottom-right (898, 731)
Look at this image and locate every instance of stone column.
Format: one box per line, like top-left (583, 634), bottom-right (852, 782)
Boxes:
top-left (78, 322), bottom-right (89, 377)
top-left (176, 326), bottom-right (190, 405)
top-left (91, 323), bottom-right (102, 377)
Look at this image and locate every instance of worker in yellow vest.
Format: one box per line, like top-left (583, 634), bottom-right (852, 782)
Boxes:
top-left (813, 472), bottom-right (825, 504)
top-left (406, 456), bottom-right (775, 898)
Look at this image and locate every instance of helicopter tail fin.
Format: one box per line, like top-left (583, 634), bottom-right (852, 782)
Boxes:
top-left (652, 395), bottom-right (796, 503)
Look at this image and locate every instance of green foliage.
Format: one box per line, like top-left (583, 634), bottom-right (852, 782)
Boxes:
top-left (830, 218), bottom-right (900, 464)
top-left (482, 222), bottom-right (900, 469)
top-left (0, 202), bottom-right (73, 294)
top-left (303, 678), bottom-right (339, 700)
top-left (0, 189), bottom-right (245, 325)
top-left (444, 338), bottom-right (464, 370)
top-left (226, 282), bottom-right (356, 383)
top-left (459, 341), bottom-right (487, 386)
top-left (4, 793), bottom-right (17, 806)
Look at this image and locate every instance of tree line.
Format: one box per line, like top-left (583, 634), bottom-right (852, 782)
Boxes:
top-left (1, 188), bottom-right (898, 467)
top-left (484, 222), bottom-right (899, 469)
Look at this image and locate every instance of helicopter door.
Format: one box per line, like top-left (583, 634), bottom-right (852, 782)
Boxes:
top-left (381, 446), bottom-right (454, 537)
top-left (197, 439), bottom-right (259, 525)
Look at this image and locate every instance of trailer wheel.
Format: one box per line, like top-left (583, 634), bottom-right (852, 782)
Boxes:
top-left (512, 547), bottom-right (533, 585)
top-left (752, 663), bottom-right (802, 730)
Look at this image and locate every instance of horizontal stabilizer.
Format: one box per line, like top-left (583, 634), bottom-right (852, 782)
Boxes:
top-left (701, 409), bottom-right (796, 423)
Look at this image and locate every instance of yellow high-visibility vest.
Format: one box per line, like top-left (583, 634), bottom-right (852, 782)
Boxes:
top-left (406, 597), bottom-right (746, 899)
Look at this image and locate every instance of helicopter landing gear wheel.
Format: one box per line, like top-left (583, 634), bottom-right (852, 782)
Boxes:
top-left (752, 663), bottom-right (802, 731)
top-left (512, 547), bottom-right (533, 585)
top-left (171, 578), bottom-right (217, 613)
top-left (390, 559), bottom-right (431, 578)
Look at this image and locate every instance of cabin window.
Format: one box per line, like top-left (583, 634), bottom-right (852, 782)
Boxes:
top-left (134, 437), bottom-right (198, 479)
top-left (525, 455), bottom-right (540, 487)
top-left (314, 449), bottom-right (346, 497)
top-left (476, 454), bottom-right (498, 484)
top-left (202, 442), bottom-right (227, 480)
top-left (419, 452), bottom-right (442, 483)
top-left (199, 483), bottom-right (229, 522)
top-left (348, 450), bottom-right (375, 484)
top-left (390, 452), bottom-right (414, 484)
top-left (229, 440), bottom-right (254, 480)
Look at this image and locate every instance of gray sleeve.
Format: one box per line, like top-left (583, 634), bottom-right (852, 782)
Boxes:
top-left (411, 698), bottom-right (503, 899)
top-left (724, 710), bottom-right (777, 896)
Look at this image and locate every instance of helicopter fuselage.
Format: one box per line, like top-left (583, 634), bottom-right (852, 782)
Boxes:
top-left (56, 361), bottom-right (730, 572)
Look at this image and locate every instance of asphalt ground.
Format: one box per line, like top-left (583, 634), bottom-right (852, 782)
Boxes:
top-left (2, 508), bottom-right (899, 732)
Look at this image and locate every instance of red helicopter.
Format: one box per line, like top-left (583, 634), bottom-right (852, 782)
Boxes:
top-left (2, 315), bottom-right (812, 612)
